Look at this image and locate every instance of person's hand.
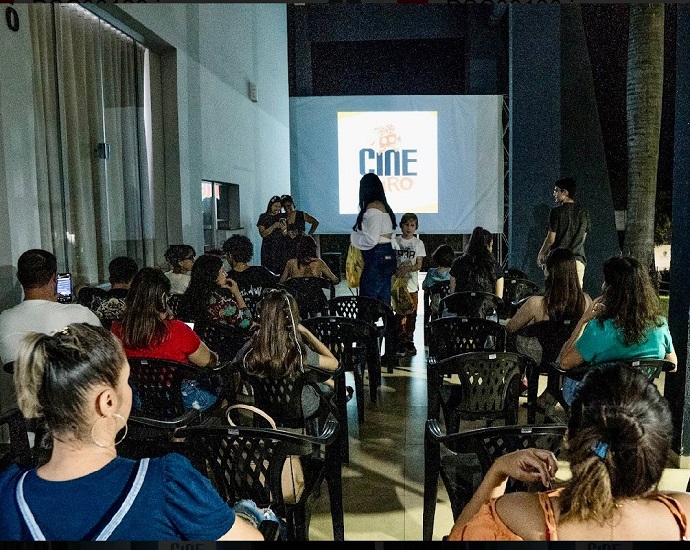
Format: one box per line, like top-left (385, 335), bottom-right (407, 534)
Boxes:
top-left (227, 277), bottom-right (240, 295)
top-left (492, 448), bottom-right (558, 488)
top-left (582, 296), bottom-right (605, 323)
top-left (395, 265), bottom-right (408, 278)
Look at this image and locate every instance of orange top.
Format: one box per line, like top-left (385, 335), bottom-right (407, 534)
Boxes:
top-left (455, 489), bottom-right (688, 541)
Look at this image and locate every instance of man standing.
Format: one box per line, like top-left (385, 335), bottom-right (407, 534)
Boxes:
top-left (0, 249), bottom-right (101, 413)
top-left (537, 177), bottom-right (590, 286)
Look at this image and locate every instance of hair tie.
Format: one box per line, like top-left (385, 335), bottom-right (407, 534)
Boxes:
top-left (592, 440), bottom-right (609, 459)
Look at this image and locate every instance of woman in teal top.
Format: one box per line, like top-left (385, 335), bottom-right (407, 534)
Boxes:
top-left (558, 255), bottom-right (677, 404)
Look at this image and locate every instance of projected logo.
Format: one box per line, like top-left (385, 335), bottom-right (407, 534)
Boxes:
top-left (338, 111), bottom-right (438, 214)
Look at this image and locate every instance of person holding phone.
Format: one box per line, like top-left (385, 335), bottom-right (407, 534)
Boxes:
top-left (0, 249), bottom-right (101, 416)
top-left (257, 195), bottom-right (288, 276)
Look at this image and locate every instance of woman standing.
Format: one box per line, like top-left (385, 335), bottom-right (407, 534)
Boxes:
top-left (280, 195), bottom-right (319, 236)
top-left (350, 173), bottom-right (398, 303)
top-left (257, 196), bottom-right (288, 276)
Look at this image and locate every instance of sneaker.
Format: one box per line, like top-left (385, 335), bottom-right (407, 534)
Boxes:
top-left (396, 348), bottom-right (408, 357)
top-left (406, 342), bottom-right (417, 355)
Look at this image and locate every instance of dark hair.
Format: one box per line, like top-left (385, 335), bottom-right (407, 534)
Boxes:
top-left (456, 227), bottom-right (497, 291)
top-left (296, 235), bottom-right (318, 268)
top-left (559, 363), bottom-right (672, 523)
top-left (280, 195), bottom-right (294, 207)
top-left (599, 255), bottom-right (662, 345)
top-left (223, 234), bottom-right (254, 264)
top-left (432, 245), bottom-right (455, 268)
top-left (17, 249), bottom-right (57, 289)
top-left (164, 245), bottom-right (195, 269)
top-left (353, 173), bottom-right (397, 231)
top-left (243, 288), bottom-right (306, 378)
top-left (400, 212), bottom-right (418, 227)
top-left (15, 323), bottom-right (125, 441)
top-left (108, 256), bottom-right (139, 285)
top-left (183, 254), bottom-right (224, 321)
top-left (265, 196), bottom-right (282, 214)
top-left (543, 248), bottom-right (586, 319)
top-left (556, 177), bottom-right (577, 198)
top-left (120, 268), bottom-right (171, 349)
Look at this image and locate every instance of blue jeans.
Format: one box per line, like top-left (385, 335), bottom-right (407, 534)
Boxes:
top-left (360, 243), bottom-right (397, 304)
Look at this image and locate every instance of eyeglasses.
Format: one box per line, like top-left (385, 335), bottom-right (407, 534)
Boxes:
top-left (184, 255), bottom-right (195, 261)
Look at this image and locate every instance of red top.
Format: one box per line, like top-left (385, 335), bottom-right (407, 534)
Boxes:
top-left (111, 319), bottom-right (201, 363)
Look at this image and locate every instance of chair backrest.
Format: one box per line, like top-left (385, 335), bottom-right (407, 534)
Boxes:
top-left (233, 267), bottom-right (279, 318)
top-left (279, 277), bottom-right (334, 319)
top-left (427, 317), bottom-right (507, 364)
top-left (427, 280), bottom-right (451, 320)
top-left (440, 291), bottom-right (503, 320)
top-left (503, 278), bottom-right (541, 316)
top-left (0, 407), bottom-right (33, 470)
top-left (327, 296), bottom-right (393, 332)
top-left (423, 419), bottom-right (567, 533)
top-left (513, 318), bottom-right (578, 369)
top-left (193, 320), bottom-right (251, 363)
top-left (556, 358), bottom-right (677, 383)
top-left (76, 286), bottom-right (108, 310)
top-left (429, 351), bottom-right (530, 431)
top-left (127, 357), bottom-right (204, 428)
top-left (177, 411), bottom-right (342, 541)
top-left (504, 268), bottom-right (529, 281)
top-left (302, 316), bottom-right (375, 368)
top-left (167, 293), bottom-right (191, 321)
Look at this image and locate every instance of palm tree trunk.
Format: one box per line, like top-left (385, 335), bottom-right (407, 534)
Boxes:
top-left (624, 4), bottom-right (665, 270)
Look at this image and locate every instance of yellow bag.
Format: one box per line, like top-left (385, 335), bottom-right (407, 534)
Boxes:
top-left (345, 244), bottom-right (364, 288)
top-left (391, 276), bottom-right (415, 315)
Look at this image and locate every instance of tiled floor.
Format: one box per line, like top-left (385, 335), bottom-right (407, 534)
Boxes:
top-left (307, 281), bottom-right (690, 541)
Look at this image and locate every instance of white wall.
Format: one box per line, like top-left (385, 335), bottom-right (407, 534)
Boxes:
top-left (0, 4), bottom-right (291, 309)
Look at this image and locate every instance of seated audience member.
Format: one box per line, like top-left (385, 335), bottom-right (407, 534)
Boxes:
top-left (450, 226), bottom-right (504, 298)
top-left (222, 234), bottom-right (278, 309)
top-left (448, 363), bottom-right (690, 541)
top-left (235, 289), bottom-right (344, 416)
top-left (557, 255), bottom-right (677, 405)
top-left (111, 268), bottom-right (223, 412)
top-left (422, 244), bottom-right (455, 318)
top-left (163, 244), bottom-right (196, 295)
top-left (182, 255), bottom-right (252, 329)
top-left (0, 323), bottom-right (262, 541)
top-left (94, 256), bottom-right (139, 327)
top-left (506, 248), bottom-right (591, 334)
top-left (0, 249), bottom-right (100, 415)
top-left (280, 235), bottom-right (339, 285)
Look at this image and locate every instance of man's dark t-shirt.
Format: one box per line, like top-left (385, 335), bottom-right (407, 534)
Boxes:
top-left (549, 202), bottom-right (590, 264)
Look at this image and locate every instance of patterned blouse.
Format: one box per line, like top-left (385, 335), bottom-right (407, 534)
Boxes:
top-left (206, 289), bottom-right (252, 329)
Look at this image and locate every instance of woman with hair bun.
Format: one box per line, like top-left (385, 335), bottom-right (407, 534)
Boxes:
top-left (449, 362), bottom-right (690, 540)
top-left (0, 323), bottom-right (262, 541)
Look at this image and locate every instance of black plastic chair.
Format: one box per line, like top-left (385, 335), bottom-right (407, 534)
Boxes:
top-left (0, 407), bottom-right (33, 470)
top-left (167, 293), bottom-right (191, 321)
top-left (553, 358), bottom-right (677, 383)
top-left (302, 316), bottom-right (376, 462)
top-left (427, 280), bottom-right (452, 323)
top-left (178, 409), bottom-right (344, 541)
top-left (511, 318), bottom-right (578, 422)
top-left (502, 278), bottom-right (541, 318)
top-left (440, 291), bottom-right (504, 320)
top-left (422, 421), bottom-right (567, 540)
top-left (278, 277), bottom-right (335, 319)
top-left (193, 319), bottom-right (251, 364)
top-left (427, 351), bottom-right (531, 435)
top-left (327, 295), bottom-right (394, 387)
top-left (233, 266), bottom-right (279, 318)
top-left (121, 357), bottom-right (231, 458)
top-left (427, 316), bottom-right (507, 365)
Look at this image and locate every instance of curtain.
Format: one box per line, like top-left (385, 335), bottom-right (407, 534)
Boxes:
top-left (29, 5), bottom-right (151, 287)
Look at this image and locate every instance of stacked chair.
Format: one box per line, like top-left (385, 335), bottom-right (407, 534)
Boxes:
top-left (439, 291), bottom-right (503, 321)
top-left (502, 277), bottom-right (541, 318)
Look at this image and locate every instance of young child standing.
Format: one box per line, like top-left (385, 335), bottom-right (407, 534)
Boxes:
top-left (393, 213), bottom-right (426, 356)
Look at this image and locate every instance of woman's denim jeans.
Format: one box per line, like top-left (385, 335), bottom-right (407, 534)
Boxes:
top-left (360, 243), bottom-right (397, 304)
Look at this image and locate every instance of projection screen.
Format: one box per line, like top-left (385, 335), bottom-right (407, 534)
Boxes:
top-left (289, 95), bottom-right (503, 234)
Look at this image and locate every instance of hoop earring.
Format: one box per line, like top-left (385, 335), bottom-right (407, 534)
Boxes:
top-left (90, 413), bottom-right (128, 448)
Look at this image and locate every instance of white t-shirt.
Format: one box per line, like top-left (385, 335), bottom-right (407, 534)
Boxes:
top-left (350, 209), bottom-right (396, 251)
top-left (164, 271), bottom-right (191, 295)
top-left (0, 299), bottom-right (101, 413)
top-left (394, 235), bottom-right (426, 292)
